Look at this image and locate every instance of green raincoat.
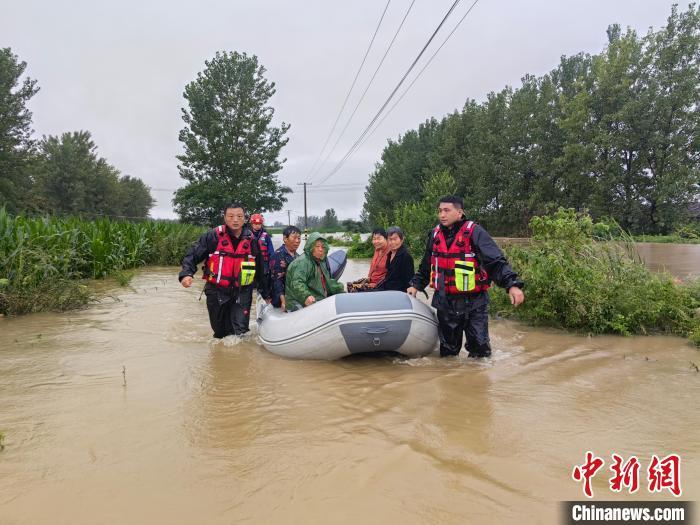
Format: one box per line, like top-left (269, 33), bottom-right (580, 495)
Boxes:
top-left (284, 232), bottom-right (345, 311)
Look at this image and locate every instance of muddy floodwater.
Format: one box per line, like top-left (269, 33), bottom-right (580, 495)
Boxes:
top-left (1, 243), bottom-right (699, 524)
top-left (634, 241), bottom-right (700, 279)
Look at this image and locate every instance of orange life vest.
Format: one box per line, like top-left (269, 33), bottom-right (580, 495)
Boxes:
top-left (203, 226), bottom-right (256, 288)
top-left (430, 221), bottom-right (490, 295)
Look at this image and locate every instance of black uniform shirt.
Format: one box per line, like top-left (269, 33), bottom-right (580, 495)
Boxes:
top-left (410, 219), bottom-right (523, 293)
top-left (178, 226), bottom-right (271, 299)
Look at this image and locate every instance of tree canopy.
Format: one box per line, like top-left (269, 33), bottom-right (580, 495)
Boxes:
top-left (34, 131), bottom-right (154, 218)
top-left (363, 5), bottom-right (700, 235)
top-left (0, 47), bottom-right (39, 214)
top-left (0, 48), bottom-right (154, 219)
top-left (173, 51), bottom-right (291, 225)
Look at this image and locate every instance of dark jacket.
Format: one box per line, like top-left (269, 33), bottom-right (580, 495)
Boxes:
top-left (269, 244), bottom-right (298, 307)
top-left (178, 226), bottom-right (271, 299)
top-left (410, 219), bottom-right (522, 308)
top-left (252, 227), bottom-right (275, 273)
top-left (376, 244), bottom-right (414, 292)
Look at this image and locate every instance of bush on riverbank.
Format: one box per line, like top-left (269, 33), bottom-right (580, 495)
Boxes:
top-left (631, 233), bottom-right (700, 244)
top-left (0, 209), bottom-right (206, 315)
top-left (325, 234), bottom-right (354, 246)
top-left (490, 209), bottom-right (700, 346)
top-left (346, 234), bottom-right (374, 258)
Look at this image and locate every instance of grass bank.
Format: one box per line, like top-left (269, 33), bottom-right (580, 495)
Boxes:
top-left (0, 209), bottom-right (205, 315)
top-left (489, 210), bottom-right (700, 346)
top-left (631, 235), bottom-right (700, 244)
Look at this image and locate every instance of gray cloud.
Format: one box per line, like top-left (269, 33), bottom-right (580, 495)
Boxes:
top-left (1, 0), bottom-right (679, 222)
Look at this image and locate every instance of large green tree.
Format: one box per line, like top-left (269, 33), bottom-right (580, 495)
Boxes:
top-left (362, 3), bottom-right (700, 235)
top-left (321, 208), bottom-right (339, 229)
top-left (173, 51), bottom-right (291, 225)
top-left (0, 48), bottom-right (39, 213)
top-left (35, 131), bottom-right (154, 218)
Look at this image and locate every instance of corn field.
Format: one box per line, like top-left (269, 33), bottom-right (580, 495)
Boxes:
top-left (0, 208), bottom-right (205, 314)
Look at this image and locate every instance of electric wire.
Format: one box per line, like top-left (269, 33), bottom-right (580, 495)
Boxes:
top-left (315, 0), bottom-right (463, 186)
top-left (308, 0), bottom-right (417, 182)
top-left (305, 0), bottom-right (392, 180)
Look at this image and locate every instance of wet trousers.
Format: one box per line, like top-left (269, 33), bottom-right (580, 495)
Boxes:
top-left (435, 292), bottom-right (491, 358)
top-left (204, 285), bottom-right (254, 338)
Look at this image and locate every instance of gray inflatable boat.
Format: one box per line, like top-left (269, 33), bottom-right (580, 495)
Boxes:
top-left (257, 290), bottom-right (438, 360)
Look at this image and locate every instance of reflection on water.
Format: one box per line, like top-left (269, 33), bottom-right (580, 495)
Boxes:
top-left (1, 260), bottom-right (699, 524)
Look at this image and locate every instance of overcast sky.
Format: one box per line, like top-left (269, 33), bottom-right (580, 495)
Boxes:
top-left (1, 0), bottom-right (682, 223)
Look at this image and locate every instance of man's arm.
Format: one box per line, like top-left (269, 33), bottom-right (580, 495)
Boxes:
top-left (179, 230), bottom-right (214, 285)
top-left (471, 225), bottom-right (524, 290)
top-left (252, 240), bottom-right (271, 300)
top-left (269, 252), bottom-right (286, 302)
top-left (265, 234), bottom-right (275, 260)
top-left (286, 259), bottom-right (314, 305)
top-left (408, 230), bottom-right (433, 291)
top-left (328, 275), bottom-right (345, 296)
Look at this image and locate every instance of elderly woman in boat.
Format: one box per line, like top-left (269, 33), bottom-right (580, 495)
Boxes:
top-left (284, 232), bottom-right (345, 311)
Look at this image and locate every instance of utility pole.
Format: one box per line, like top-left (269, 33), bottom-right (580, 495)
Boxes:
top-left (297, 182), bottom-right (312, 238)
top-left (287, 210), bottom-right (292, 227)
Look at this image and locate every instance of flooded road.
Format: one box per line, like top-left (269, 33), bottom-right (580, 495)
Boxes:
top-left (1, 247), bottom-right (699, 524)
top-left (634, 242), bottom-right (700, 279)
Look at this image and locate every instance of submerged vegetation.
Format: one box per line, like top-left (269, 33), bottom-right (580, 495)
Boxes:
top-left (0, 208), bottom-right (205, 315)
top-left (351, 169), bottom-right (700, 346)
top-left (112, 269), bottom-right (136, 287)
top-left (490, 209), bottom-right (700, 346)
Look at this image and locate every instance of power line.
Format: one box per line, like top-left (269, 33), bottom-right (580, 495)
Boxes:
top-left (289, 184), bottom-right (365, 194)
top-left (308, 0), bottom-right (417, 182)
top-left (315, 0), bottom-right (464, 187)
top-left (305, 0), bottom-right (392, 180)
top-left (356, 0), bottom-right (481, 151)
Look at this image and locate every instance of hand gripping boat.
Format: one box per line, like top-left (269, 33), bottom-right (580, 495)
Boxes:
top-left (257, 290), bottom-right (438, 360)
top-left (257, 249), bottom-right (437, 360)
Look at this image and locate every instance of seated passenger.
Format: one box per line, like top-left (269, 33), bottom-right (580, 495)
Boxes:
top-left (285, 232), bottom-right (345, 311)
top-left (376, 226), bottom-right (414, 292)
top-left (269, 226), bottom-right (302, 310)
top-left (347, 228), bottom-right (388, 292)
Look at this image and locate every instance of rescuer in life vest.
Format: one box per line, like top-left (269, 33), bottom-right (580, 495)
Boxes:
top-left (179, 202), bottom-right (271, 338)
top-left (249, 213), bottom-right (275, 277)
top-left (407, 195), bottom-right (525, 358)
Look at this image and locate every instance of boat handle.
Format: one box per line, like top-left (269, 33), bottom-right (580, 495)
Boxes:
top-left (364, 327), bottom-right (389, 335)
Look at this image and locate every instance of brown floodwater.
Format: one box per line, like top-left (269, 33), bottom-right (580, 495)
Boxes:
top-left (634, 242), bottom-right (700, 279)
top-left (1, 246), bottom-right (699, 524)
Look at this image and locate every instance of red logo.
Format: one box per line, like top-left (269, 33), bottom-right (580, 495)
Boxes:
top-left (648, 454), bottom-right (682, 497)
top-left (572, 451), bottom-right (605, 498)
top-left (572, 452), bottom-right (682, 498)
top-left (609, 454), bottom-right (640, 493)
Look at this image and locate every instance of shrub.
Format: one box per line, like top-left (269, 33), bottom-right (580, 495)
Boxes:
top-left (347, 234), bottom-right (375, 258)
top-left (491, 209), bottom-right (700, 346)
top-left (0, 208), bottom-right (205, 314)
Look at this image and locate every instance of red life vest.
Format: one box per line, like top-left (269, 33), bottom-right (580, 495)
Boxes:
top-left (430, 221), bottom-right (490, 295)
top-left (203, 226), bottom-right (256, 288)
top-left (257, 230), bottom-right (271, 263)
